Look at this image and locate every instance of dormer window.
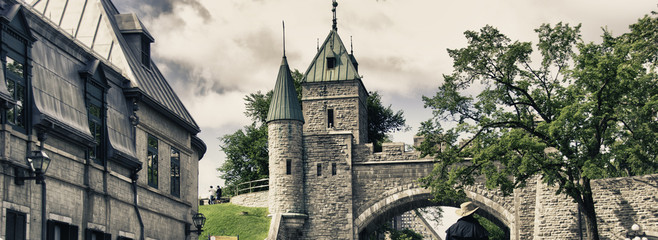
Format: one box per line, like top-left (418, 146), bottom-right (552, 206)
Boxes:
top-left (326, 57), bottom-right (336, 69)
top-left (141, 36), bottom-right (150, 68)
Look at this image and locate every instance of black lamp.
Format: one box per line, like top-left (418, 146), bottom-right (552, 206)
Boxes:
top-left (186, 212), bottom-right (206, 235)
top-left (14, 148), bottom-right (51, 240)
top-left (15, 150), bottom-right (51, 185)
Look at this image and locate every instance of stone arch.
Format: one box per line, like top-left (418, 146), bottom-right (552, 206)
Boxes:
top-left (353, 187), bottom-right (516, 240)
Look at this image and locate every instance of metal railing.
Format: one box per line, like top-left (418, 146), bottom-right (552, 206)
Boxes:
top-left (235, 178), bottom-right (269, 196)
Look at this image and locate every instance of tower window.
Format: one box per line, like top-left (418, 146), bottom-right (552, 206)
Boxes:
top-left (286, 160), bottom-right (292, 175)
top-left (327, 109), bottom-right (334, 128)
top-left (317, 163), bottom-right (322, 176)
top-left (332, 163), bottom-right (337, 175)
top-left (326, 57), bottom-right (336, 69)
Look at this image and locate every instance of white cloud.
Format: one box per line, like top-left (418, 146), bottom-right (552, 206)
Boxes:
top-left (184, 90), bottom-right (250, 130)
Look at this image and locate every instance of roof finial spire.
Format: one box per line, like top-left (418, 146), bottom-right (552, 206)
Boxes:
top-left (282, 21), bottom-right (286, 57)
top-left (332, 0), bottom-right (338, 31)
top-left (350, 36), bottom-right (353, 54)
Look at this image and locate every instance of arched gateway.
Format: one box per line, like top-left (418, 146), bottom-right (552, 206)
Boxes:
top-left (264, 2), bottom-right (517, 239)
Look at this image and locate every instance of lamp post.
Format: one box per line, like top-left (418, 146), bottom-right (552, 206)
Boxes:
top-left (625, 224), bottom-right (648, 240)
top-left (186, 212), bottom-right (206, 236)
top-left (15, 149), bottom-right (51, 240)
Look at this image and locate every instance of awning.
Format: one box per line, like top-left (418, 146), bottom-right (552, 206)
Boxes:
top-left (106, 85), bottom-right (139, 165)
top-left (31, 40), bottom-right (93, 143)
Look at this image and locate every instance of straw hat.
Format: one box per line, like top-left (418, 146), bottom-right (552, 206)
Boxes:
top-left (456, 201), bottom-right (479, 217)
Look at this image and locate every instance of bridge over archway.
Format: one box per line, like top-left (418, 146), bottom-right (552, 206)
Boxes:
top-left (238, 146), bottom-right (656, 240)
top-left (350, 159), bottom-right (514, 239)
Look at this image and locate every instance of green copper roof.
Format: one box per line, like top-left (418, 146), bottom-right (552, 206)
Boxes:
top-left (303, 30), bottom-right (360, 82)
top-left (266, 56), bottom-right (304, 123)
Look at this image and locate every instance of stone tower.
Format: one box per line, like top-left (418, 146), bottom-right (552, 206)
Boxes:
top-left (266, 52), bottom-right (307, 237)
top-left (296, 1), bottom-right (369, 238)
top-left (301, 27), bottom-right (368, 144)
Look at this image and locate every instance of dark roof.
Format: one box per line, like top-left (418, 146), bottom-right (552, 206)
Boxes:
top-left (100, 0), bottom-right (200, 133)
top-left (26, 0), bottom-right (200, 134)
top-left (266, 56), bottom-right (304, 123)
top-left (303, 30), bottom-right (360, 82)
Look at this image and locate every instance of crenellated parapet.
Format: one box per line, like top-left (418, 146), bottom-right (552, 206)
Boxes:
top-left (353, 142), bottom-right (429, 163)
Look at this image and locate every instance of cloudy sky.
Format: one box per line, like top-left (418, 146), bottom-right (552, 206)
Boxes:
top-left (110, 0), bottom-right (655, 197)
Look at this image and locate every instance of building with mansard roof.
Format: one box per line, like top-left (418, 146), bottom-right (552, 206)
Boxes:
top-left (0, 0), bottom-right (206, 239)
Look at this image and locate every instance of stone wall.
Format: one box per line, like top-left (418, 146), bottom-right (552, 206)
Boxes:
top-left (302, 80), bottom-right (368, 144)
top-left (398, 210), bottom-right (440, 240)
top-left (231, 191), bottom-right (268, 208)
top-left (353, 142), bottom-right (424, 163)
top-left (532, 174), bottom-right (658, 240)
top-left (302, 132), bottom-right (355, 239)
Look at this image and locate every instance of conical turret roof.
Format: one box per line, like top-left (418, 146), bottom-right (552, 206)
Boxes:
top-left (266, 56), bottom-right (304, 123)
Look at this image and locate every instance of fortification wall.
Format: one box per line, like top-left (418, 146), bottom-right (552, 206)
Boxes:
top-left (231, 191), bottom-right (268, 208)
top-left (533, 174), bottom-right (658, 240)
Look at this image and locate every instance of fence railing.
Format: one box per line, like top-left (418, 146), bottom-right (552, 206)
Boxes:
top-left (235, 178), bottom-right (269, 196)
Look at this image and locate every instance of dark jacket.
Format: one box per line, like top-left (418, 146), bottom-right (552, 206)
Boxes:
top-left (445, 215), bottom-right (489, 240)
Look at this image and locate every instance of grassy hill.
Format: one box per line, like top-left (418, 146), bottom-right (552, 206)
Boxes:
top-left (198, 203), bottom-right (270, 240)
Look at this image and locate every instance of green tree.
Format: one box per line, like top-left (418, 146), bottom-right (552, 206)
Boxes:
top-left (220, 69), bottom-right (407, 193)
top-left (419, 14), bottom-right (657, 240)
top-left (368, 91), bottom-right (408, 151)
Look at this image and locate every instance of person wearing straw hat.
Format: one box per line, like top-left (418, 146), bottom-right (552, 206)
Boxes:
top-left (445, 201), bottom-right (489, 240)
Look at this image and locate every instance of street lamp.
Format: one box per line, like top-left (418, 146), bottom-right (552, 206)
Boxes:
top-left (186, 212), bottom-right (206, 235)
top-left (625, 224), bottom-right (648, 240)
top-left (14, 149), bottom-right (51, 240)
top-left (15, 150), bottom-right (51, 185)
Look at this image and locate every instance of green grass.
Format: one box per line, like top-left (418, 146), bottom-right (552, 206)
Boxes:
top-left (199, 203), bottom-right (270, 240)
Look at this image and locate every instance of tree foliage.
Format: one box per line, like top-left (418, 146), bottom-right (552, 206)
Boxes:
top-left (219, 69), bottom-right (407, 193)
top-left (419, 14), bottom-right (657, 240)
top-left (367, 91), bottom-right (408, 151)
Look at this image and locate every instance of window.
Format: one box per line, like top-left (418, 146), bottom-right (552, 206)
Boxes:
top-left (5, 55), bottom-right (26, 129)
top-left (141, 37), bottom-right (150, 68)
top-left (317, 163), bottom-right (322, 176)
top-left (85, 229), bottom-right (110, 240)
top-left (5, 210), bottom-right (26, 240)
top-left (326, 57), bottom-right (336, 69)
top-left (147, 135), bottom-right (158, 188)
top-left (286, 159), bottom-right (291, 175)
top-left (332, 163), bottom-right (337, 176)
top-left (327, 109), bottom-right (334, 128)
top-left (170, 147), bottom-right (180, 197)
top-left (47, 220), bottom-right (78, 240)
top-left (117, 237), bottom-right (133, 240)
top-left (87, 82), bottom-right (104, 164)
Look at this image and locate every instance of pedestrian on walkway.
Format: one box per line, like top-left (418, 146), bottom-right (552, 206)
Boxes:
top-left (208, 186), bottom-right (215, 204)
top-left (445, 201), bottom-right (489, 240)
